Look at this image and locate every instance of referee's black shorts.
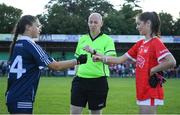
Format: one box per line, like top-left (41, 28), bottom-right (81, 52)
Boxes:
top-left (71, 76), bottom-right (109, 110)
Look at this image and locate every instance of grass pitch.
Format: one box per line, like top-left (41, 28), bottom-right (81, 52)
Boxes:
top-left (0, 77), bottom-right (180, 114)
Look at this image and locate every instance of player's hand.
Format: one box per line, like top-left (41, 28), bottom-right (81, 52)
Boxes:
top-left (149, 74), bottom-right (159, 88)
top-left (149, 72), bottom-right (166, 88)
top-left (76, 54), bottom-right (87, 64)
top-left (83, 45), bottom-right (94, 54)
top-left (93, 55), bottom-right (103, 62)
top-left (150, 68), bottom-right (156, 76)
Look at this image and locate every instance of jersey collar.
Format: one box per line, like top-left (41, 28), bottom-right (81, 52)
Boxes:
top-left (18, 36), bottom-right (35, 43)
top-left (89, 32), bottom-right (103, 41)
top-left (143, 36), bottom-right (158, 44)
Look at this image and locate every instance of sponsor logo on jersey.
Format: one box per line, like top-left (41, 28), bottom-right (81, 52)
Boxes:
top-left (136, 55), bottom-right (145, 68)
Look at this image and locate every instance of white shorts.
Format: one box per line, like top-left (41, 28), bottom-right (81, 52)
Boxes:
top-left (137, 98), bottom-right (164, 106)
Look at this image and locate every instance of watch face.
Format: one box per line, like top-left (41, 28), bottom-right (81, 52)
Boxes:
top-left (93, 50), bottom-right (97, 55)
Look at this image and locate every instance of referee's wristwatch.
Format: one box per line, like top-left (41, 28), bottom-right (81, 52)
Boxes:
top-left (92, 49), bottom-right (97, 55)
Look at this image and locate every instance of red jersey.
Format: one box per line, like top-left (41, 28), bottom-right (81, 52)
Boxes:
top-left (126, 37), bottom-right (171, 100)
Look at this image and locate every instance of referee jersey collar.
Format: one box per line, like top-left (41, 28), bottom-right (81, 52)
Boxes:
top-left (89, 32), bottom-right (103, 41)
top-left (18, 35), bottom-right (35, 43)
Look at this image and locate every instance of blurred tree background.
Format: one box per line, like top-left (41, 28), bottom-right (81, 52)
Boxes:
top-left (0, 3), bottom-right (22, 33)
top-left (0, 0), bottom-right (180, 35)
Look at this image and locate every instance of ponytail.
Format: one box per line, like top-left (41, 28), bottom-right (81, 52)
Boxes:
top-left (8, 15), bottom-right (37, 62)
top-left (9, 26), bottom-right (19, 62)
top-left (151, 12), bottom-right (161, 37)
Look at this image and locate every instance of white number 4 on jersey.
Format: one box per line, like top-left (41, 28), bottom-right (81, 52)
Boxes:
top-left (10, 55), bottom-right (26, 79)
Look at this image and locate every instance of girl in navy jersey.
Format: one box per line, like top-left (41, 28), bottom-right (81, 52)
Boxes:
top-left (6, 15), bottom-right (87, 114)
top-left (90, 12), bottom-right (176, 114)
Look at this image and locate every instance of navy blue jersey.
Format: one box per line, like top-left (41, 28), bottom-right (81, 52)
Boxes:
top-left (6, 36), bottom-right (54, 106)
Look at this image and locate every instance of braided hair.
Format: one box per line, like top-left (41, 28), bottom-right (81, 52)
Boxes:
top-left (9, 15), bottom-right (37, 61)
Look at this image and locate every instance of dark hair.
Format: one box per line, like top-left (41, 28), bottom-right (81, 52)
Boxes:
top-left (9, 15), bottom-right (37, 61)
top-left (137, 11), bottom-right (161, 37)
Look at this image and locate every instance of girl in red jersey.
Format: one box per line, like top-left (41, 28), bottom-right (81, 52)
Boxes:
top-left (89, 12), bottom-right (176, 114)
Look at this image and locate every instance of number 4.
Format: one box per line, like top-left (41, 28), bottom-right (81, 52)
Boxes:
top-left (10, 55), bottom-right (26, 79)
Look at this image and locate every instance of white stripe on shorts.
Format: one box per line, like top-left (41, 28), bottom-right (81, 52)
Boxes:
top-left (17, 102), bottom-right (32, 108)
top-left (137, 99), bottom-right (164, 106)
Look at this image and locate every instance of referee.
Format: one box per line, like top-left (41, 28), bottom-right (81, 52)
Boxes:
top-left (70, 12), bottom-right (116, 114)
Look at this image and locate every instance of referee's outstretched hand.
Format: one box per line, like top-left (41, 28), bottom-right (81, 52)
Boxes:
top-left (76, 54), bottom-right (87, 64)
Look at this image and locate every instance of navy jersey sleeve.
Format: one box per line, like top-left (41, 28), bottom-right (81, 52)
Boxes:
top-left (26, 41), bottom-right (54, 67)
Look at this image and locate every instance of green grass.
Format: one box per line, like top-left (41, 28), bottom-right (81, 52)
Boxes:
top-left (0, 77), bottom-right (180, 114)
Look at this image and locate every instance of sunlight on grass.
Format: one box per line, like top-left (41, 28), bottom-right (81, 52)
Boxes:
top-left (0, 77), bottom-right (180, 114)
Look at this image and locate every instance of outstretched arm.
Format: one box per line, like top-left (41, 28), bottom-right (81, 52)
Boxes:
top-left (48, 59), bottom-right (77, 71)
top-left (48, 54), bottom-right (87, 71)
top-left (83, 45), bottom-right (129, 64)
top-left (93, 54), bottom-right (129, 65)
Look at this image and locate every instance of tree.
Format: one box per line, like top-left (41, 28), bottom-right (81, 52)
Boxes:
top-left (38, 0), bottom-right (178, 35)
top-left (159, 12), bottom-right (174, 35)
top-left (123, 0), bottom-right (141, 8)
top-left (103, 1), bottom-right (141, 35)
top-left (173, 18), bottom-right (180, 35)
top-left (40, 0), bottom-right (115, 34)
top-left (120, 4), bottom-right (141, 34)
top-left (0, 3), bottom-right (22, 33)
top-left (103, 11), bottom-right (126, 34)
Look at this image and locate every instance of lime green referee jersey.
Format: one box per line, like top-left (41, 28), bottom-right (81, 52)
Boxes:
top-left (75, 32), bottom-right (116, 78)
